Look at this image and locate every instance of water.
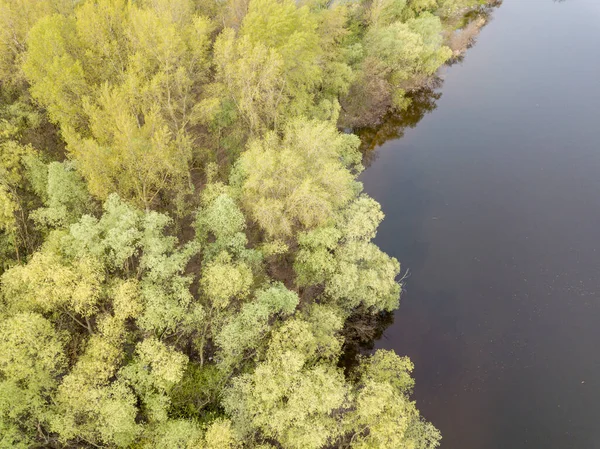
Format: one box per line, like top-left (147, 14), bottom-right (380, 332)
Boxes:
top-left (361, 1), bottom-right (600, 448)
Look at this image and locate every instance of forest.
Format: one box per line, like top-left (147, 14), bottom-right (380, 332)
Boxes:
top-left (0, 0), bottom-right (495, 447)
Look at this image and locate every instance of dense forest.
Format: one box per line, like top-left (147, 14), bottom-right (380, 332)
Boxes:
top-left (0, 0), bottom-right (496, 447)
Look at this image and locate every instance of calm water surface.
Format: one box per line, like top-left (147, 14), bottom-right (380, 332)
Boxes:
top-left (361, 1), bottom-right (600, 448)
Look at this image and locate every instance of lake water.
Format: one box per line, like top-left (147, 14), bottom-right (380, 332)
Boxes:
top-left (361, 1), bottom-right (600, 448)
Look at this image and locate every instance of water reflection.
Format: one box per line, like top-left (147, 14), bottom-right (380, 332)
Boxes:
top-left (356, 2), bottom-right (500, 167)
top-left (358, 82), bottom-right (443, 166)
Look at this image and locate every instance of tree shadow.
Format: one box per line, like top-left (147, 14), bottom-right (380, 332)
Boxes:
top-left (339, 308), bottom-right (395, 374)
top-left (356, 82), bottom-right (443, 168)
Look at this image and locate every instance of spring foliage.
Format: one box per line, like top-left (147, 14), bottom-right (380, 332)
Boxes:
top-left (0, 0), bottom-right (495, 446)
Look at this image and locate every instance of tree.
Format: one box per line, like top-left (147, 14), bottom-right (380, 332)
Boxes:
top-left (240, 0), bottom-right (321, 94)
top-left (343, 350), bottom-right (441, 449)
top-left (0, 141), bottom-right (46, 265)
top-left (120, 337), bottom-right (188, 423)
top-left (64, 85), bottom-right (192, 209)
top-left (324, 240), bottom-right (401, 312)
top-left (0, 0), bottom-right (481, 445)
top-left (0, 0), bottom-right (74, 86)
top-left (65, 194), bottom-right (202, 335)
top-left (23, 0), bottom-right (214, 207)
top-left (209, 29), bottom-right (287, 134)
top-left (341, 3), bottom-right (452, 126)
top-left (232, 119), bottom-right (361, 239)
top-left (295, 195), bottom-right (401, 313)
top-left (195, 189), bottom-right (249, 260)
top-left (368, 0), bottom-right (408, 27)
top-left (201, 252), bottom-right (253, 310)
top-left (50, 318), bottom-right (141, 447)
top-left (30, 161), bottom-right (92, 228)
top-left (223, 314), bottom-right (347, 449)
top-left (223, 310), bottom-right (441, 449)
top-left (23, 14), bottom-right (89, 130)
top-left (205, 0), bottom-right (340, 135)
top-left (1, 249), bottom-right (104, 318)
top-left (0, 194), bottom-right (203, 446)
top-left (215, 283), bottom-right (299, 367)
top-left (0, 313), bottom-right (65, 448)
top-left (0, 184), bottom-right (18, 269)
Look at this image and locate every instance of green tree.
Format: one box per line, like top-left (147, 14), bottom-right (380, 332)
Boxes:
top-left (64, 85), bottom-right (192, 209)
top-left (223, 314), bottom-right (347, 449)
top-left (50, 318), bottom-right (141, 447)
top-left (0, 0), bottom-right (483, 445)
top-left (0, 194), bottom-right (203, 446)
top-left (343, 350), bottom-right (441, 449)
top-left (1, 249), bottom-right (104, 318)
top-left (215, 283), bottom-right (299, 367)
top-left (295, 195), bottom-right (401, 313)
top-left (0, 0), bottom-right (74, 85)
top-left (30, 161), bottom-right (92, 228)
top-left (205, 0), bottom-right (342, 136)
top-left (209, 29), bottom-right (286, 134)
top-left (23, 0), bottom-right (214, 207)
top-left (368, 0), bottom-right (408, 27)
top-left (341, 3), bottom-right (452, 126)
top-left (0, 184), bottom-right (18, 268)
top-left (0, 141), bottom-right (46, 265)
top-left (233, 119), bottom-right (361, 239)
top-left (23, 14), bottom-right (89, 130)
top-left (0, 313), bottom-right (65, 448)
top-left (120, 337), bottom-right (188, 423)
top-left (195, 189), bottom-right (250, 260)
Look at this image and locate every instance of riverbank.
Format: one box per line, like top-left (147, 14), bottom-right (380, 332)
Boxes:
top-left (361, 1), bottom-right (600, 447)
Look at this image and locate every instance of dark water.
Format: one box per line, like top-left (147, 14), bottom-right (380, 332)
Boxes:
top-left (361, 1), bottom-right (600, 448)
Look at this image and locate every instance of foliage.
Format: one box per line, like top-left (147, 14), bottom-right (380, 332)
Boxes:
top-left (23, 0), bottom-right (214, 207)
top-left (30, 161), bottom-right (92, 228)
top-left (223, 315), bottom-right (347, 449)
top-left (0, 0), bottom-right (74, 86)
top-left (0, 0), bottom-right (494, 445)
top-left (0, 312), bottom-right (65, 447)
top-left (233, 119), bottom-right (361, 239)
top-left (206, 0), bottom-right (327, 134)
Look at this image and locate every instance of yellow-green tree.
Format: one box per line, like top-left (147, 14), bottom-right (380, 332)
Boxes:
top-left (0, 0), bottom-right (74, 86)
top-left (205, 0), bottom-right (346, 136)
top-left (0, 313), bottom-right (66, 448)
top-left (233, 119), bottom-right (361, 239)
top-left (23, 0), bottom-right (214, 208)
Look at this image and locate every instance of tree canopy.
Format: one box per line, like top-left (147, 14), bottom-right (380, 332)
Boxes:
top-left (0, 0), bottom-right (497, 446)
